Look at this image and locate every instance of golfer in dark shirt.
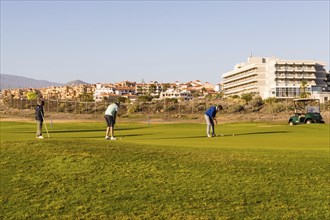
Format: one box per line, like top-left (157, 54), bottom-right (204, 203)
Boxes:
top-left (35, 100), bottom-right (45, 139)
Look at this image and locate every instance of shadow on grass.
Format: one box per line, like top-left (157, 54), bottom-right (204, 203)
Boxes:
top-left (18, 130), bottom-right (292, 140)
top-left (154, 131), bottom-right (292, 140)
top-left (116, 126), bottom-right (149, 131)
top-left (31, 127), bottom-right (143, 134)
top-left (226, 131), bottom-right (292, 136)
top-left (20, 127), bottom-right (143, 134)
top-left (47, 129), bottom-right (104, 133)
top-left (18, 129), bottom-right (103, 134)
top-left (55, 133), bottom-right (155, 139)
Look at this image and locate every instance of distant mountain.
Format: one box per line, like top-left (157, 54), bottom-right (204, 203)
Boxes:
top-left (0, 74), bottom-right (64, 90)
top-left (65, 80), bottom-right (89, 86)
top-left (0, 74), bottom-right (89, 90)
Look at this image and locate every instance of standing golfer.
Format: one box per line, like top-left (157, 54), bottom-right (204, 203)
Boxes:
top-left (35, 99), bottom-right (45, 139)
top-left (204, 105), bottom-right (223, 137)
top-left (104, 101), bottom-right (120, 140)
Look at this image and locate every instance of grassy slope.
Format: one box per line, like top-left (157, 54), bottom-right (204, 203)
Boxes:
top-left (1, 121), bottom-right (329, 219)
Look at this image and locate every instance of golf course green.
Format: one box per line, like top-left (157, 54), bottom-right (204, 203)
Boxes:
top-left (1, 120), bottom-right (329, 219)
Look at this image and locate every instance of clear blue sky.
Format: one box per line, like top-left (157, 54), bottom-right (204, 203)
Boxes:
top-left (1, 0), bottom-right (329, 84)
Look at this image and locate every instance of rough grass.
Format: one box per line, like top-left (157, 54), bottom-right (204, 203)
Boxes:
top-left (1, 121), bottom-right (329, 219)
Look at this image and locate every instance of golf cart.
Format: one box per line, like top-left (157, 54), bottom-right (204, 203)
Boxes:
top-left (288, 98), bottom-right (325, 125)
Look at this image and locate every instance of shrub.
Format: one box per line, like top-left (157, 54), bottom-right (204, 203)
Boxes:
top-left (195, 103), bottom-right (206, 112)
top-left (264, 97), bottom-right (277, 104)
top-left (127, 104), bottom-right (138, 114)
top-left (321, 101), bottom-right (330, 111)
top-left (272, 102), bottom-right (286, 113)
top-left (248, 96), bottom-right (263, 112)
top-left (227, 104), bottom-right (244, 113)
top-left (165, 104), bottom-right (177, 112)
top-left (165, 98), bottom-right (178, 104)
top-left (138, 95), bottom-right (152, 102)
top-left (154, 102), bottom-right (164, 112)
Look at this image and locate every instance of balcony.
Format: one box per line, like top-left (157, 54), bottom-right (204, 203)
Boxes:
top-left (223, 71), bottom-right (258, 84)
top-left (223, 64), bottom-right (257, 78)
top-left (275, 67), bottom-right (315, 73)
top-left (224, 86), bottom-right (257, 95)
top-left (224, 77), bottom-right (257, 89)
top-left (275, 74), bottom-right (316, 80)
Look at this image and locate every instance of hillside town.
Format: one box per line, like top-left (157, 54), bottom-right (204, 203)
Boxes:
top-left (1, 79), bottom-right (219, 103)
top-left (1, 57), bottom-right (330, 103)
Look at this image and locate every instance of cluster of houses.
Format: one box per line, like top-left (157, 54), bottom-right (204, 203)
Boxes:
top-left (1, 80), bottom-right (220, 102)
top-left (2, 56), bottom-right (329, 103)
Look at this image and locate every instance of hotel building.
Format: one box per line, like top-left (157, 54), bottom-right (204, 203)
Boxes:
top-left (222, 57), bottom-right (329, 102)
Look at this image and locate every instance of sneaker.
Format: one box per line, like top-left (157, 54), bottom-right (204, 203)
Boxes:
top-left (110, 137), bottom-right (117, 140)
top-left (37, 136), bottom-right (44, 139)
top-left (105, 136), bottom-right (110, 140)
top-left (207, 134), bottom-right (212, 138)
top-left (212, 133), bottom-right (216, 137)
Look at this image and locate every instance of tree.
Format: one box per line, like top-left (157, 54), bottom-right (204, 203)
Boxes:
top-left (117, 96), bottom-right (128, 103)
top-left (79, 93), bottom-right (94, 102)
top-left (27, 91), bottom-right (38, 100)
top-left (241, 93), bottom-right (253, 104)
top-left (162, 83), bottom-right (171, 92)
top-left (137, 86), bottom-right (143, 94)
top-left (230, 94), bottom-right (240, 99)
top-left (201, 87), bottom-right (206, 95)
top-left (214, 92), bottom-right (224, 99)
top-left (300, 80), bottom-right (310, 98)
top-left (149, 84), bottom-right (157, 94)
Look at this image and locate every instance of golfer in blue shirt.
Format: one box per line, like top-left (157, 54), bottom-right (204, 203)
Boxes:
top-left (204, 105), bottom-right (223, 137)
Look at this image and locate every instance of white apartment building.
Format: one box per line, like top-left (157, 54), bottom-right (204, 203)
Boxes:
top-left (93, 83), bottom-right (116, 101)
top-left (222, 57), bottom-right (329, 102)
top-left (159, 88), bottom-right (193, 101)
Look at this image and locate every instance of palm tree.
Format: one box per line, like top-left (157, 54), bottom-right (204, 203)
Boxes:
top-left (300, 80), bottom-right (310, 98)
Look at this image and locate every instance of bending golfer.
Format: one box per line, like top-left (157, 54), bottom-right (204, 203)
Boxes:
top-left (104, 101), bottom-right (120, 140)
top-left (35, 99), bottom-right (45, 139)
top-left (204, 105), bottom-right (223, 137)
